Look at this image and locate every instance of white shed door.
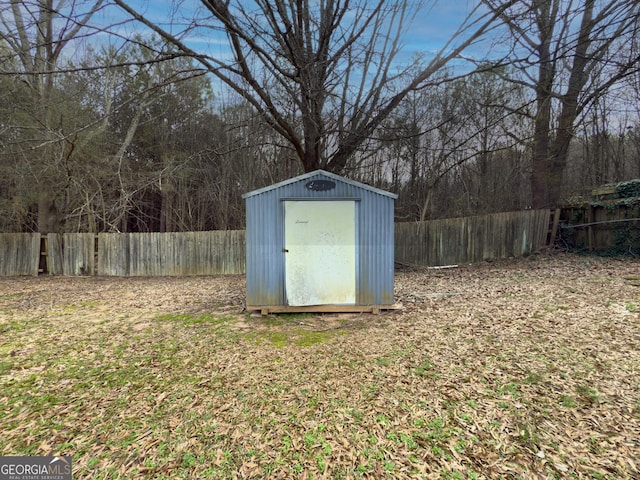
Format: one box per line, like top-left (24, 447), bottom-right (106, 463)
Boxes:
top-left (284, 201), bottom-right (356, 306)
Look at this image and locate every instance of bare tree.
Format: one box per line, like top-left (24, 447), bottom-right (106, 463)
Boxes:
top-left (358, 64), bottom-right (529, 220)
top-left (0, 0), bottom-right (105, 232)
top-left (484, 0), bottom-right (640, 208)
top-left (113, 0), bottom-right (517, 174)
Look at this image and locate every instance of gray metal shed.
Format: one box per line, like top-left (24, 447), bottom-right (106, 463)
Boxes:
top-left (242, 170), bottom-right (398, 314)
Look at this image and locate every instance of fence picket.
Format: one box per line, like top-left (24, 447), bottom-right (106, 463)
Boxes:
top-left (47, 233), bottom-right (64, 275)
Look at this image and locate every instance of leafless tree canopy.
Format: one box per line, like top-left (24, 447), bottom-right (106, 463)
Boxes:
top-left (1, 0), bottom-right (639, 232)
top-left (483, 0), bottom-right (640, 208)
top-left (113, 0), bottom-right (519, 174)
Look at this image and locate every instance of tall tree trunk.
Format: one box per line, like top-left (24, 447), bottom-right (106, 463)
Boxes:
top-left (544, 0), bottom-right (594, 207)
top-left (530, 0), bottom-right (556, 209)
top-left (37, 193), bottom-right (60, 233)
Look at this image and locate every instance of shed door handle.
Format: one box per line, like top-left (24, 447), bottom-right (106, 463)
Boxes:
top-left (282, 248), bottom-right (289, 253)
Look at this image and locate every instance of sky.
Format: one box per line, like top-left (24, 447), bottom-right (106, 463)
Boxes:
top-left (78, 0), bottom-right (509, 108)
top-left (96, 0), bottom-right (493, 66)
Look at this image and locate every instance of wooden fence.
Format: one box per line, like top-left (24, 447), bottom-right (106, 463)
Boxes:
top-left (0, 233), bottom-right (40, 276)
top-left (0, 211), bottom-right (551, 276)
top-left (98, 231), bottom-right (245, 275)
top-left (0, 231), bottom-right (246, 276)
top-left (395, 209), bottom-right (551, 267)
top-left (560, 202), bottom-right (640, 255)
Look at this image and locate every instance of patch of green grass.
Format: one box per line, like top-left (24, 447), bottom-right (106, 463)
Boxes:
top-left (181, 452), bottom-right (197, 468)
top-left (394, 432), bottom-right (418, 449)
top-left (0, 293), bottom-right (24, 301)
top-left (57, 301), bottom-right (100, 313)
top-left (0, 359), bottom-right (13, 375)
top-left (585, 274), bottom-right (614, 284)
top-left (349, 409), bottom-right (365, 422)
top-left (376, 414), bottom-right (389, 425)
top-left (524, 371), bottom-right (544, 384)
top-left (459, 413), bottom-right (472, 423)
top-left (587, 436), bottom-right (605, 455)
top-left (300, 424), bottom-right (332, 473)
top-left (454, 438), bottom-right (467, 453)
top-left (498, 382), bottom-right (521, 398)
top-left (261, 316), bottom-right (285, 326)
top-left (1, 319), bottom-right (30, 333)
top-left (153, 313), bottom-right (233, 326)
top-left (414, 357), bottom-right (436, 377)
top-left (374, 349), bottom-right (410, 367)
top-left (419, 417), bottom-right (455, 447)
top-left (292, 330), bottom-right (331, 346)
top-left (79, 300), bottom-right (100, 308)
top-left (250, 329), bottom-right (336, 348)
top-left (255, 331), bottom-right (287, 348)
top-left (625, 302), bottom-right (638, 312)
top-left (560, 395), bottom-right (579, 408)
top-left (576, 385), bottom-right (599, 404)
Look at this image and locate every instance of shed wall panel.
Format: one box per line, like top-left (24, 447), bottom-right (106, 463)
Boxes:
top-left (358, 193), bottom-right (395, 305)
top-left (245, 188), bottom-right (285, 306)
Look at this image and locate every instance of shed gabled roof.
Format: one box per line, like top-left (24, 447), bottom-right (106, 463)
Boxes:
top-left (242, 169), bottom-right (398, 199)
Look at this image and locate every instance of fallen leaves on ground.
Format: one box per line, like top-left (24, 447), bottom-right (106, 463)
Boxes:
top-left (0, 252), bottom-right (639, 479)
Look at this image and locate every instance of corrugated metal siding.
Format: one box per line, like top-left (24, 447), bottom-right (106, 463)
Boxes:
top-left (245, 190), bottom-right (285, 306)
top-left (244, 170), bottom-right (396, 307)
top-left (357, 191), bottom-right (395, 305)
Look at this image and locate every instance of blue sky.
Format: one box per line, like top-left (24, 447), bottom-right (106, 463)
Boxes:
top-left (99, 0), bottom-right (491, 66)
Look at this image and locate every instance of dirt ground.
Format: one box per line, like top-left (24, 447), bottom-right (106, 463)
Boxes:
top-left (1, 251), bottom-right (639, 479)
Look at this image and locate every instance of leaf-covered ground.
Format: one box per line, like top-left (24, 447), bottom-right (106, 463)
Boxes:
top-left (1, 252), bottom-right (639, 479)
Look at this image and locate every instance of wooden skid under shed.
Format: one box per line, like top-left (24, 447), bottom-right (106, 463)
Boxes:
top-left (247, 304), bottom-right (403, 316)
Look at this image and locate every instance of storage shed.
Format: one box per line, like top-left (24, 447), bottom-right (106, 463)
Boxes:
top-left (242, 170), bottom-right (398, 314)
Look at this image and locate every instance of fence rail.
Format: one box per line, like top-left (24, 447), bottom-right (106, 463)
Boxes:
top-left (1, 211), bottom-right (551, 276)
